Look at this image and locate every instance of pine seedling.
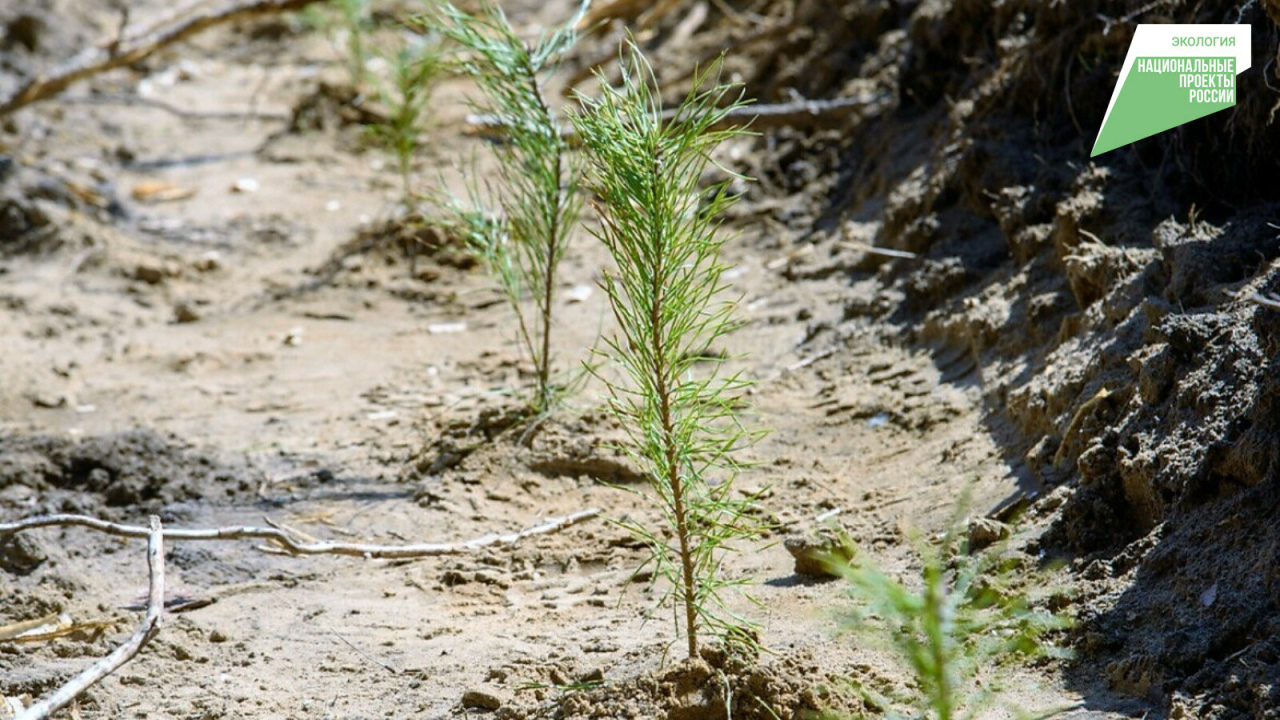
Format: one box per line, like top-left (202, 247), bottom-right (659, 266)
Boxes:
top-left (822, 513), bottom-right (1072, 720)
top-left (420, 0), bottom-right (586, 414)
top-left (365, 38), bottom-right (444, 199)
top-left (568, 45), bottom-right (763, 660)
top-left (334, 0), bottom-right (372, 88)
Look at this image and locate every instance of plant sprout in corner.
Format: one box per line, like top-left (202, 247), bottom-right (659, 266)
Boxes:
top-left (569, 45), bottom-right (765, 660)
top-left (821, 510), bottom-right (1072, 720)
top-left (420, 0), bottom-right (586, 415)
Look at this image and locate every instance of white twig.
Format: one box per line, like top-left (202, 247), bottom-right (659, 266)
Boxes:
top-left (837, 240), bottom-right (920, 260)
top-left (16, 516), bottom-right (165, 720)
top-left (327, 629), bottom-right (401, 675)
top-left (1247, 292), bottom-right (1280, 310)
top-left (56, 93), bottom-right (291, 122)
top-left (814, 507), bottom-right (843, 524)
top-left (0, 510), bottom-right (601, 559)
top-left (786, 347), bottom-right (837, 372)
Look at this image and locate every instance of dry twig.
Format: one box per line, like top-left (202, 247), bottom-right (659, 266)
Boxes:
top-left (0, 509), bottom-right (601, 559)
top-left (1247, 291), bottom-right (1280, 310)
top-left (0, 613), bottom-right (63, 642)
top-left (577, 0), bottom-right (651, 30)
top-left (838, 240), bottom-right (920, 260)
top-left (328, 628), bottom-right (401, 675)
top-left (15, 517), bottom-right (165, 720)
top-left (464, 93), bottom-right (884, 141)
top-left (0, 616), bottom-right (116, 645)
top-left (0, 0), bottom-right (331, 117)
top-left (785, 347), bottom-right (837, 372)
top-left (56, 93), bottom-right (291, 122)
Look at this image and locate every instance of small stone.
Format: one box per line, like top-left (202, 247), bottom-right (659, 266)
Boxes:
top-left (193, 251), bottom-right (221, 272)
top-left (173, 302), bottom-right (200, 324)
top-left (0, 533), bottom-right (48, 573)
top-left (134, 262), bottom-right (165, 285)
top-left (427, 322), bottom-right (467, 334)
top-left (784, 528), bottom-right (853, 579)
top-left (28, 391), bottom-right (65, 409)
top-left (2, 692), bottom-right (27, 717)
top-left (966, 517), bottom-right (1011, 551)
top-left (133, 260), bottom-right (181, 284)
top-left (209, 630), bottom-right (228, 643)
top-left (1034, 485), bottom-right (1071, 515)
top-left (461, 688), bottom-right (505, 711)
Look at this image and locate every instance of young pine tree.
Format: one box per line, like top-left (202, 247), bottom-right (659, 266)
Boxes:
top-left (422, 1), bottom-right (585, 414)
top-left (570, 45), bottom-right (764, 660)
top-left (365, 39), bottom-right (444, 200)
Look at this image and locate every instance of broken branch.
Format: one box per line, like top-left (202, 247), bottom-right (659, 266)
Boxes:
top-left (0, 509), bottom-right (601, 559)
top-left (577, 0), bottom-right (651, 30)
top-left (0, 613), bottom-right (64, 642)
top-left (0, 0), bottom-right (331, 117)
top-left (16, 516), bottom-right (165, 720)
top-left (0, 616), bottom-right (117, 645)
top-left (464, 93), bottom-right (885, 141)
top-left (56, 93), bottom-right (291, 122)
top-left (1247, 292), bottom-right (1280, 310)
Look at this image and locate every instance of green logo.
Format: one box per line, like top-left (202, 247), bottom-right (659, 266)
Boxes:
top-left (1092, 25), bottom-right (1251, 157)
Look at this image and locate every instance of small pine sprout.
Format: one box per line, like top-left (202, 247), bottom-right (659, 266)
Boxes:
top-left (419, 0), bottom-right (587, 415)
top-left (569, 42), bottom-right (766, 660)
top-left (821, 502), bottom-right (1073, 720)
top-left (365, 36), bottom-right (444, 200)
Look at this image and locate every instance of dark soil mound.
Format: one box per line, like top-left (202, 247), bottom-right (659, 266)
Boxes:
top-left (0, 428), bottom-right (251, 515)
top-left (0, 157), bottom-right (125, 256)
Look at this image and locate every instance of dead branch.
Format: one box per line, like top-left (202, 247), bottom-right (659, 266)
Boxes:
top-left (56, 93), bottom-right (291, 122)
top-left (0, 509), bottom-right (601, 559)
top-left (0, 0), bottom-right (331, 118)
top-left (0, 613), bottom-right (63, 642)
top-left (577, 0), bottom-right (652, 31)
top-left (464, 93), bottom-right (884, 142)
top-left (16, 516), bottom-right (165, 720)
top-left (0, 616), bottom-right (117, 645)
top-left (1247, 292), bottom-right (1280, 310)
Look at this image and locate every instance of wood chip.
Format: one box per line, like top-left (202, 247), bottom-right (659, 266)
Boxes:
top-left (131, 181), bottom-right (196, 203)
